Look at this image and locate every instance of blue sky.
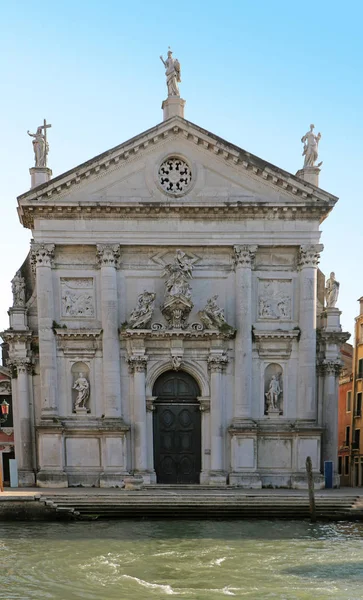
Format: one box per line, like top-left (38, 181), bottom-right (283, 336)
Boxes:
top-left (1, 0), bottom-right (362, 335)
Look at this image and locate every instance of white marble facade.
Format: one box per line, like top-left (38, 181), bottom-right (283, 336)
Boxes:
top-left (2, 109), bottom-right (349, 488)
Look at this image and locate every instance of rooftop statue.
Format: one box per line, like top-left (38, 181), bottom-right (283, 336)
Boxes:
top-left (27, 119), bottom-right (52, 168)
top-left (160, 48), bottom-right (181, 97)
top-left (11, 271), bottom-right (26, 307)
top-left (325, 272), bottom-right (340, 308)
top-left (301, 124), bottom-right (322, 168)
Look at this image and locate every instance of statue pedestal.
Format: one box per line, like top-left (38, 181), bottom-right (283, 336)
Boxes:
top-left (295, 166), bottom-right (320, 187)
top-left (8, 306), bottom-right (28, 330)
top-left (30, 167), bottom-right (52, 189)
top-left (162, 97), bottom-right (186, 120)
top-left (74, 406), bottom-right (88, 416)
top-left (267, 407), bottom-right (280, 418)
top-left (321, 307), bottom-right (342, 332)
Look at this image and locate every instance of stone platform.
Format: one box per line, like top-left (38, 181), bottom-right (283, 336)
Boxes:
top-left (0, 487), bottom-right (362, 521)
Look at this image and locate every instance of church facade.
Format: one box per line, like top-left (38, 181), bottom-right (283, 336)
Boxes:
top-left (2, 67), bottom-right (349, 488)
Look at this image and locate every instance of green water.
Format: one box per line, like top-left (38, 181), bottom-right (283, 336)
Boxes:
top-left (1, 520), bottom-right (363, 599)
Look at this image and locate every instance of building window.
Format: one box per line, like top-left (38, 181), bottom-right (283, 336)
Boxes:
top-left (338, 456), bottom-right (342, 475)
top-left (354, 429), bottom-right (361, 449)
top-left (358, 359), bottom-right (363, 379)
top-left (344, 456), bottom-right (350, 475)
top-left (345, 426), bottom-right (350, 446)
top-left (356, 393), bottom-right (362, 417)
top-left (347, 391), bottom-right (352, 412)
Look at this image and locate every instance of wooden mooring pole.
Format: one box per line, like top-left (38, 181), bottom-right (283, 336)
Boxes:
top-left (305, 456), bottom-right (316, 522)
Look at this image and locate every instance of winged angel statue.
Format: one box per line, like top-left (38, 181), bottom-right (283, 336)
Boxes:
top-left (160, 49), bottom-right (181, 97)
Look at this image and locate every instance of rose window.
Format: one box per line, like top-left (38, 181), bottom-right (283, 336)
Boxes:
top-left (158, 157), bottom-right (192, 196)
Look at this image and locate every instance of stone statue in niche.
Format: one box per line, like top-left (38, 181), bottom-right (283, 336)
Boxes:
top-left (61, 278), bottom-right (94, 318)
top-left (325, 272), bottom-right (340, 308)
top-left (129, 291), bottom-right (156, 329)
top-left (264, 364), bottom-right (283, 416)
top-left (160, 48), bottom-right (181, 97)
top-left (301, 124), bottom-right (322, 168)
top-left (258, 280), bottom-right (292, 320)
top-left (265, 376), bottom-right (281, 411)
top-left (199, 295), bottom-right (234, 333)
top-left (11, 271), bottom-right (26, 307)
top-left (73, 372), bottom-right (90, 412)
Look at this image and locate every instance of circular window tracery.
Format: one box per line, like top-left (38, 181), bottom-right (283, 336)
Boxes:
top-left (158, 156), bottom-right (192, 196)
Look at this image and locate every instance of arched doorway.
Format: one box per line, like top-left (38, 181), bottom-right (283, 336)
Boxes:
top-left (153, 371), bottom-right (201, 484)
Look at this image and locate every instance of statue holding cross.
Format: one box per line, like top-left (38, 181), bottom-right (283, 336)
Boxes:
top-left (27, 119), bottom-right (52, 168)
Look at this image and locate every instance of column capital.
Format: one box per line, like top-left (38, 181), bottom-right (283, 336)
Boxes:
top-left (233, 245), bottom-right (258, 269)
top-left (298, 244), bottom-right (324, 269)
top-left (8, 357), bottom-right (32, 376)
top-left (30, 242), bottom-right (55, 270)
top-left (126, 354), bottom-right (148, 373)
top-left (317, 359), bottom-right (342, 377)
top-left (208, 352), bottom-right (228, 372)
top-left (96, 244), bottom-right (121, 268)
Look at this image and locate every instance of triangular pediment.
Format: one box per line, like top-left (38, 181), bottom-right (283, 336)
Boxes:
top-left (18, 116), bottom-right (337, 228)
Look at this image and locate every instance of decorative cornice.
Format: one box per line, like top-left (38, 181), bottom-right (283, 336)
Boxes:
top-left (96, 244), bottom-right (121, 268)
top-left (253, 329), bottom-right (300, 358)
top-left (126, 354), bottom-right (148, 373)
top-left (17, 117), bottom-right (337, 229)
top-left (120, 328), bottom-right (235, 341)
top-left (30, 242), bottom-right (55, 270)
top-left (317, 330), bottom-right (351, 346)
top-left (298, 244), bottom-right (324, 269)
top-left (208, 352), bottom-right (228, 372)
top-left (1, 330), bottom-right (32, 344)
top-left (54, 328), bottom-right (102, 340)
top-left (19, 202), bottom-right (333, 230)
top-left (233, 244), bottom-right (258, 269)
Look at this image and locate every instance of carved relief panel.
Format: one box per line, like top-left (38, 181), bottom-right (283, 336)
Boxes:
top-left (257, 279), bottom-right (292, 321)
top-left (61, 278), bottom-right (95, 318)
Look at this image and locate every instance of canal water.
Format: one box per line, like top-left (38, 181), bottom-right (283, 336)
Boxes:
top-left (1, 519), bottom-right (363, 599)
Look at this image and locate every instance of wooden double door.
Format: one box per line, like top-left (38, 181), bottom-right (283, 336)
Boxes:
top-left (153, 371), bottom-right (201, 484)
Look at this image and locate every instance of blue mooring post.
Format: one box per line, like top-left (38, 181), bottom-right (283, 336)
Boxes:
top-left (324, 461), bottom-right (333, 488)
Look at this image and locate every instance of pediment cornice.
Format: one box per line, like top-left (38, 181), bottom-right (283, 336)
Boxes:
top-left (17, 116), bottom-right (338, 229)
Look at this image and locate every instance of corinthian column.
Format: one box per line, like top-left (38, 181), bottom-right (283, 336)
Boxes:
top-left (97, 245), bottom-right (122, 418)
top-left (127, 353), bottom-right (149, 481)
top-left (233, 245), bottom-right (257, 423)
top-left (11, 359), bottom-right (35, 486)
top-left (31, 243), bottom-right (57, 416)
top-left (208, 351), bottom-right (228, 484)
top-left (297, 244), bottom-right (323, 419)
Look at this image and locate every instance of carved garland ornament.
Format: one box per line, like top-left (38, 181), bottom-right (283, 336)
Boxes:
top-left (158, 157), bottom-right (192, 196)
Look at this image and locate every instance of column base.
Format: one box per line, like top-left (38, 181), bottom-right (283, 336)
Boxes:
top-left (229, 472), bottom-right (262, 488)
top-left (133, 470), bottom-right (155, 485)
top-left (18, 469), bottom-right (36, 487)
top-left (36, 470), bottom-right (68, 488)
top-left (124, 476), bottom-right (144, 490)
top-left (209, 471), bottom-right (228, 485)
top-left (291, 472), bottom-right (326, 490)
top-left (99, 471), bottom-right (129, 488)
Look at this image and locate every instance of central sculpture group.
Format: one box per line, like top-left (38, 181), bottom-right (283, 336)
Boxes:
top-left (127, 249), bottom-right (234, 334)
